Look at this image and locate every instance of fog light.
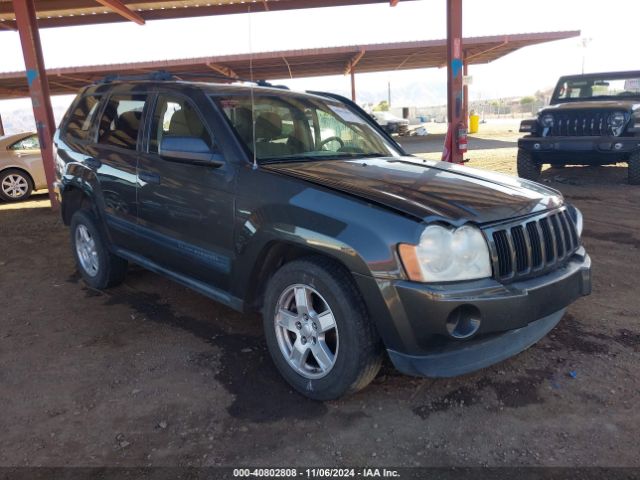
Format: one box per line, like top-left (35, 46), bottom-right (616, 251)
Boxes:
top-left (534, 143), bottom-right (541, 150)
top-left (614, 143), bottom-right (623, 150)
top-left (446, 305), bottom-right (482, 339)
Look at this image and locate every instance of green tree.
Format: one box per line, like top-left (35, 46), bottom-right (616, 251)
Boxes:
top-left (373, 100), bottom-right (389, 112)
top-left (520, 96), bottom-right (535, 105)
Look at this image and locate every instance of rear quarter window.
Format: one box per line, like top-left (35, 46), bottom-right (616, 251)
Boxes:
top-left (64, 95), bottom-right (101, 142)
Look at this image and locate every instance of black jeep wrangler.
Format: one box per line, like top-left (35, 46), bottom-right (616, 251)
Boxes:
top-left (54, 77), bottom-right (592, 400)
top-left (518, 71), bottom-right (640, 184)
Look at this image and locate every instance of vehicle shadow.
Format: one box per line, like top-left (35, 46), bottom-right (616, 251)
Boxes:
top-left (540, 164), bottom-right (630, 186)
top-left (0, 191), bottom-right (50, 212)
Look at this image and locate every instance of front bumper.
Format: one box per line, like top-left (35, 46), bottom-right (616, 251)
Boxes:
top-left (518, 136), bottom-right (640, 164)
top-left (383, 249), bottom-right (591, 377)
top-left (388, 308), bottom-right (565, 377)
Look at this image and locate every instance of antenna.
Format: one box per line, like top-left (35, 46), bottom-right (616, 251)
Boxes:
top-left (248, 5), bottom-right (258, 171)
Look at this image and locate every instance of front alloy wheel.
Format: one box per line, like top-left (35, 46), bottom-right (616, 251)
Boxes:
top-left (274, 284), bottom-right (339, 379)
top-left (263, 258), bottom-right (383, 400)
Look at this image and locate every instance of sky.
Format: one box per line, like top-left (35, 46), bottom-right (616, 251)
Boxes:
top-left (1, 0), bottom-right (639, 117)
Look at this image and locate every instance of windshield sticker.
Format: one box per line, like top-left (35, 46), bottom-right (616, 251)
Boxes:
top-left (328, 105), bottom-right (366, 124)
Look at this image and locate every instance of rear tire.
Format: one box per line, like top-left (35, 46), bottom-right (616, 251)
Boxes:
top-left (0, 169), bottom-right (33, 202)
top-left (517, 148), bottom-right (542, 181)
top-left (629, 152), bottom-right (640, 185)
top-left (70, 210), bottom-right (128, 289)
top-left (263, 257), bottom-right (383, 400)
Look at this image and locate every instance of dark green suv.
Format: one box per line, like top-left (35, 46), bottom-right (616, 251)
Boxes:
top-left (54, 78), bottom-right (592, 400)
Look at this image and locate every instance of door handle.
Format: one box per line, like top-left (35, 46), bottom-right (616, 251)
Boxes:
top-left (139, 171), bottom-right (161, 184)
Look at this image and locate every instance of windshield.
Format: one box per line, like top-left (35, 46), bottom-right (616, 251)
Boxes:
top-left (552, 74), bottom-right (640, 103)
top-left (212, 92), bottom-right (400, 162)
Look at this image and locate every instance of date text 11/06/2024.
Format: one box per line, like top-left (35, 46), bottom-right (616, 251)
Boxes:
top-left (233, 468), bottom-right (401, 478)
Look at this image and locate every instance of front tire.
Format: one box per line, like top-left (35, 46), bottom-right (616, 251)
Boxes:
top-left (70, 210), bottom-right (128, 289)
top-left (517, 148), bottom-right (542, 181)
top-left (629, 152), bottom-right (640, 185)
top-left (263, 257), bottom-right (383, 400)
top-left (0, 169), bottom-right (33, 202)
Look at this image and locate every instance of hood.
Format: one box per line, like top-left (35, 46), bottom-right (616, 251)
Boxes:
top-left (263, 157), bottom-right (564, 224)
top-left (544, 100), bottom-right (640, 111)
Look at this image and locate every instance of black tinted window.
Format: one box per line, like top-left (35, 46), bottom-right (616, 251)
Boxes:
top-left (98, 94), bottom-right (147, 150)
top-left (65, 95), bottom-right (101, 141)
top-left (149, 95), bottom-right (213, 154)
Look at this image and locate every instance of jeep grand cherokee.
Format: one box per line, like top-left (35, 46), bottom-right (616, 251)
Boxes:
top-left (54, 78), bottom-right (592, 400)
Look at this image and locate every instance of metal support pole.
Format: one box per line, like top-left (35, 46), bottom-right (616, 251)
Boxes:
top-left (442, 0), bottom-right (464, 164)
top-left (0, 112), bottom-right (4, 136)
top-left (351, 66), bottom-right (356, 102)
top-left (463, 56), bottom-right (469, 128)
top-left (12, 0), bottom-right (59, 208)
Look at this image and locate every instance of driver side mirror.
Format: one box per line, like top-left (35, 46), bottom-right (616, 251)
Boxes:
top-left (159, 136), bottom-right (224, 167)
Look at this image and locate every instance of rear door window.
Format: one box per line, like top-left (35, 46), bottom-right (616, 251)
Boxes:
top-left (148, 94), bottom-right (213, 154)
top-left (64, 95), bottom-right (101, 142)
top-left (9, 134), bottom-right (40, 150)
top-left (97, 94), bottom-right (148, 150)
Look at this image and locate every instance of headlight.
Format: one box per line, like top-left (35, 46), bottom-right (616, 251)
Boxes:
top-left (398, 225), bottom-right (492, 282)
top-left (540, 114), bottom-right (554, 128)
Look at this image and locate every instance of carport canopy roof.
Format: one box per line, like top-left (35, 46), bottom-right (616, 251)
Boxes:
top-left (0, 31), bottom-right (579, 99)
top-left (0, 0), bottom-right (413, 30)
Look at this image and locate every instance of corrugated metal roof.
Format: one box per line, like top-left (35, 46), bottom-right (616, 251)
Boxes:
top-left (0, 0), bottom-right (407, 30)
top-left (0, 31), bottom-right (580, 99)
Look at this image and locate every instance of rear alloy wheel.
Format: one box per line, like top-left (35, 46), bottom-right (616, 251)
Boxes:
top-left (0, 169), bottom-right (33, 202)
top-left (629, 152), bottom-right (640, 185)
top-left (517, 148), bottom-right (542, 181)
top-left (263, 258), bottom-right (383, 400)
top-left (70, 210), bottom-right (128, 289)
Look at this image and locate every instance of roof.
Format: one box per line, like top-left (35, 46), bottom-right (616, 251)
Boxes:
top-left (0, 31), bottom-right (580, 99)
top-left (0, 0), bottom-right (410, 30)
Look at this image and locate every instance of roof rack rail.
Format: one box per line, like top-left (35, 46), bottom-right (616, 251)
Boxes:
top-left (95, 70), bottom-right (174, 84)
top-left (94, 70), bottom-right (290, 90)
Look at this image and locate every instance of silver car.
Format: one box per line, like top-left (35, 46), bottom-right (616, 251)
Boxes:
top-left (0, 132), bottom-right (46, 202)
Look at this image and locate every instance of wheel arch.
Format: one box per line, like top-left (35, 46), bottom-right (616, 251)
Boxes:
top-left (242, 239), bottom-right (365, 313)
top-left (60, 182), bottom-right (95, 225)
top-left (0, 166), bottom-right (35, 189)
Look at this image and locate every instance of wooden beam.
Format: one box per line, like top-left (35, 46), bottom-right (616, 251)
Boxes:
top-left (205, 62), bottom-right (239, 79)
top-left (344, 49), bottom-right (365, 75)
top-left (0, 20), bottom-right (17, 31)
top-left (49, 80), bottom-right (80, 92)
top-left (94, 0), bottom-right (145, 25)
top-left (56, 73), bottom-right (92, 83)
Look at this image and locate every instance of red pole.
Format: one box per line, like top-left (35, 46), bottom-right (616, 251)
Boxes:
top-left (0, 112), bottom-right (4, 136)
top-left (442, 0), bottom-right (464, 164)
top-left (12, 0), bottom-right (59, 209)
top-left (463, 56), bottom-right (469, 128)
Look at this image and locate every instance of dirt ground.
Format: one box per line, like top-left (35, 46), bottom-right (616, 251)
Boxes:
top-left (1, 130), bottom-right (639, 468)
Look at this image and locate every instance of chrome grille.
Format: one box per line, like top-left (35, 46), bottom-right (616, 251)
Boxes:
top-left (485, 209), bottom-right (580, 282)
